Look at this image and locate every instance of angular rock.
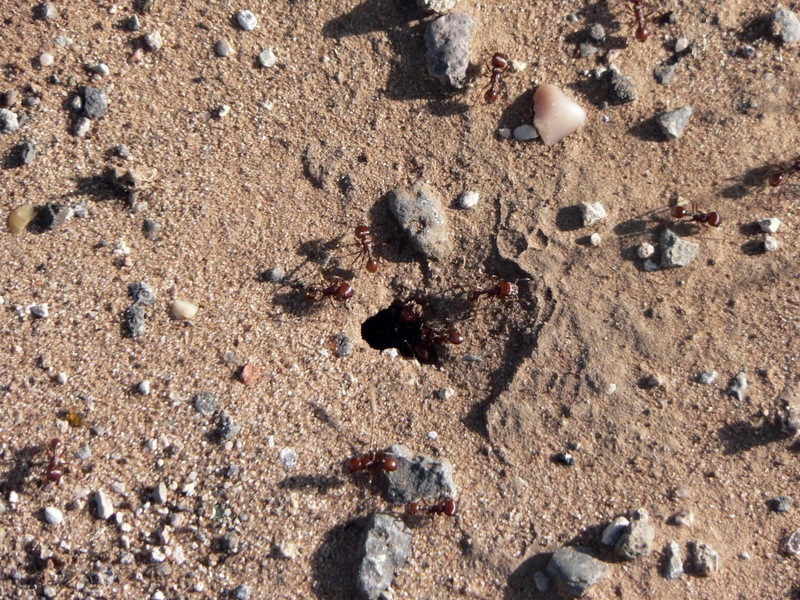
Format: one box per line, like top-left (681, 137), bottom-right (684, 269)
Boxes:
top-left (664, 541), bottom-right (684, 580)
top-left (773, 8), bottom-right (800, 44)
top-left (0, 109), bottom-right (19, 134)
top-left (775, 383), bottom-right (800, 434)
top-left (606, 69), bottom-right (637, 104)
top-left (601, 516), bottom-right (630, 546)
top-left (759, 218), bottom-right (781, 233)
top-left (384, 444), bottom-right (456, 504)
top-left (82, 87), bottom-right (108, 119)
top-left (660, 228), bottom-right (699, 268)
top-left (357, 513), bottom-right (412, 600)
top-left (690, 541), bottom-right (719, 576)
top-left (37, 203), bottom-right (73, 230)
top-left (122, 305), bottom-right (145, 339)
top-left (388, 180), bottom-right (452, 260)
top-left (128, 281), bottom-right (157, 305)
top-left (546, 546), bottom-right (608, 598)
top-left (425, 12), bottom-right (474, 89)
top-left (615, 508), bottom-right (655, 560)
top-left (656, 106), bottom-right (692, 139)
top-left (727, 369), bottom-right (747, 401)
top-left (580, 202), bottom-right (607, 227)
top-left (217, 412), bottom-right (241, 441)
top-left (93, 489), bottom-right (114, 519)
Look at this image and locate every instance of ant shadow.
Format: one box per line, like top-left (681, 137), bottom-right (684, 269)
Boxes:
top-left (497, 88), bottom-right (535, 135)
top-left (717, 419), bottom-right (789, 455)
top-left (0, 442), bottom-right (45, 493)
top-left (310, 516), bottom-right (370, 600)
top-left (735, 14), bottom-right (773, 44)
top-left (279, 473), bottom-right (345, 494)
top-left (66, 172), bottom-right (129, 203)
top-left (719, 164), bottom-right (773, 199)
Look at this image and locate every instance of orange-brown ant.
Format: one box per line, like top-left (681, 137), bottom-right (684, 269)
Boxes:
top-left (670, 203), bottom-right (721, 228)
top-left (405, 497), bottom-right (457, 517)
top-left (467, 280), bottom-right (519, 303)
top-left (45, 438), bottom-right (65, 483)
top-left (483, 52), bottom-right (509, 103)
top-left (353, 225), bottom-right (380, 273)
top-left (305, 279), bottom-right (354, 304)
top-left (348, 451), bottom-right (399, 474)
top-left (412, 326), bottom-right (464, 362)
top-left (628, 0), bottom-right (650, 42)
top-left (769, 157), bottom-right (800, 187)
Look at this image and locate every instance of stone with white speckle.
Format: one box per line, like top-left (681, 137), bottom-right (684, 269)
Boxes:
top-left (458, 190), bottom-right (479, 209)
top-left (150, 548), bottom-right (166, 563)
top-left (236, 10), bottom-right (258, 31)
top-left (764, 235), bottom-right (779, 252)
top-left (279, 447), bottom-right (298, 470)
top-left (44, 506), bottom-right (63, 525)
top-left (759, 218), bottom-right (781, 233)
top-left (581, 202), bottom-right (607, 227)
top-left (31, 304), bottom-right (49, 319)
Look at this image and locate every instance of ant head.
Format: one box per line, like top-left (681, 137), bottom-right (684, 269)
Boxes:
top-left (355, 225), bottom-right (370, 237)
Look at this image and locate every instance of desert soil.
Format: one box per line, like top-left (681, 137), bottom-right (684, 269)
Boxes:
top-left (1, 0), bottom-right (800, 598)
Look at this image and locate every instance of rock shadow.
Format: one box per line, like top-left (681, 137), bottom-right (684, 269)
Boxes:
top-left (718, 420), bottom-right (789, 455)
top-left (504, 551), bottom-right (555, 600)
top-left (0, 442), bottom-right (45, 493)
top-left (310, 517), bottom-right (369, 600)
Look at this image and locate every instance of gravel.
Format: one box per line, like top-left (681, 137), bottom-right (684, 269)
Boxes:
top-left (606, 69), bottom-right (637, 104)
top-left (279, 447), bottom-right (298, 470)
top-left (513, 124), bottom-right (538, 141)
top-left (727, 369), bottom-right (747, 401)
top-left (615, 508), bottom-right (655, 560)
top-left (417, 0), bottom-right (458, 13)
top-left (589, 232), bottom-right (602, 246)
top-left (775, 384), bottom-right (800, 434)
top-left (589, 23), bottom-right (605, 42)
top-left (388, 180), bottom-right (453, 260)
top-left (758, 218), bottom-right (781, 233)
top-left (144, 31), bottom-right (163, 51)
top-left (236, 10), bottom-right (258, 31)
top-left (82, 87), bottom-right (108, 119)
top-left (458, 190), bottom-right (479, 208)
top-left (580, 202), bottom-right (607, 226)
top-left (43, 506), bottom-right (63, 525)
top-left (637, 243), bottom-right (654, 259)
top-left (384, 443), bottom-right (457, 504)
top-left (697, 370), bottom-right (718, 385)
top-left (773, 8), bottom-right (800, 44)
top-left (653, 62), bottom-right (677, 85)
top-left (93, 489), bottom-right (114, 520)
top-left (122, 305), bottom-right (145, 339)
top-left (671, 509), bottom-right (695, 527)
top-left (39, 53), bottom-right (54, 67)
top-left (171, 299), bottom-right (198, 320)
top-left (37, 2), bottom-right (58, 20)
top-left (138, 380), bottom-right (151, 395)
top-left (0, 109), bottom-right (20, 134)
top-left (664, 541), bottom-right (684, 579)
top-left (127, 281), bottom-right (157, 305)
top-left (601, 516), bottom-right (630, 546)
top-left (258, 48), bottom-right (277, 68)
top-left (660, 228), bottom-right (699, 268)
top-left (546, 546), bottom-right (608, 598)
top-left (334, 333), bottom-right (351, 357)
top-left (425, 12), bottom-right (474, 89)
top-left (769, 496), bottom-right (792, 513)
top-left (764, 235), bottom-right (779, 253)
top-left (193, 391), bottom-right (218, 416)
top-left (690, 541), bottom-right (720, 576)
top-left (357, 513), bottom-right (413, 600)
top-left (656, 106), bottom-right (692, 139)
top-left (152, 482), bottom-right (168, 504)
top-left (216, 39), bottom-right (234, 57)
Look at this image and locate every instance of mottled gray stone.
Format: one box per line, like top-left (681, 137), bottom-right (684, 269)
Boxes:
top-left (727, 369), bottom-right (747, 401)
top-left (690, 541), bottom-right (719, 576)
top-left (664, 541), bottom-right (684, 579)
top-left (122, 304), bottom-right (145, 339)
top-left (82, 87), bottom-right (108, 119)
top-left (357, 513), bottom-right (412, 600)
top-left (656, 106), bottom-right (692, 139)
top-left (384, 444), bottom-right (456, 504)
top-left (546, 546), bottom-right (608, 598)
top-left (606, 69), bottom-right (637, 104)
top-left (775, 384), bottom-right (800, 434)
top-left (388, 180), bottom-right (452, 260)
top-left (660, 228), bottom-right (699, 268)
top-left (0, 109), bottom-right (19, 134)
top-left (425, 12), bottom-right (474, 89)
top-left (773, 8), bottom-right (800, 44)
top-left (193, 391), bottom-right (218, 416)
top-left (128, 281), bottom-right (157, 306)
top-left (615, 508), bottom-right (655, 560)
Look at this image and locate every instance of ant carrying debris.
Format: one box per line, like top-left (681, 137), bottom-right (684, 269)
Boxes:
top-left (769, 157), bottom-right (800, 187)
top-left (405, 497), bottom-right (457, 517)
top-left (670, 203), bottom-right (721, 228)
top-left (305, 279), bottom-right (354, 305)
top-left (628, 0), bottom-right (650, 42)
top-left (467, 280), bottom-right (519, 303)
top-left (353, 225), bottom-right (381, 274)
top-left (45, 438), bottom-right (65, 483)
top-left (483, 52), bottom-right (509, 103)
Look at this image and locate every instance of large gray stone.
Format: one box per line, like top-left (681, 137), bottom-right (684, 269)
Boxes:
top-left (615, 508), bottom-right (655, 560)
top-left (546, 546), bottom-right (608, 598)
top-left (384, 444), bottom-right (456, 504)
top-left (660, 228), bottom-right (698, 268)
top-left (357, 513), bottom-right (412, 600)
top-left (388, 180), bottom-right (452, 260)
top-left (425, 12), bottom-right (474, 89)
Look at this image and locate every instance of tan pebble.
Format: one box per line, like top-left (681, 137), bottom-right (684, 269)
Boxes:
top-left (171, 299), bottom-right (198, 320)
top-left (8, 203), bottom-right (36, 234)
top-left (39, 53), bottom-right (54, 67)
top-left (239, 363), bottom-right (261, 385)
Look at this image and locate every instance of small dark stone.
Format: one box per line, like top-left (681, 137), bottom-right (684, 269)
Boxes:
top-left (142, 219), bottom-right (162, 240)
top-left (221, 531), bottom-right (240, 554)
top-left (606, 69), bottom-right (637, 104)
top-left (769, 496), bottom-right (792, 513)
top-left (217, 412), bottom-right (242, 441)
top-left (82, 87), bottom-right (108, 119)
top-left (128, 281), bottom-right (157, 305)
top-left (653, 63), bottom-right (677, 85)
top-left (122, 304), bottom-right (145, 339)
top-left (334, 333), bottom-right (352, 357)
top-left (126, 14), bottom-right (141, 31)
top-left (553, 451), bottom-right (575, 466)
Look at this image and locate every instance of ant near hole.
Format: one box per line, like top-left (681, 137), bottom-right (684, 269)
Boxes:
top-left (305, 279), bottom-right (354, 306)
top-left (353, 225), bottom-right (381, 274)
top-left (670, 203), bottom-right (721, 228)
top-left (405, 497), bottom-right (457, 517)
top-left (347, 387), bottom-right (399, 477)
top-left (769, 157), bottom-right (800, 187)
top-left (483, 52), bottom-right (510, 103)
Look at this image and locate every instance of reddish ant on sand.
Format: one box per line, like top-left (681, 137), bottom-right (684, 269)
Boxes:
top-left (467, 280), bottom-right (519, 303)
top-left (348, 451), bottom-right (399, 474)
top-left (628, 0), bottom-right (650, 42)
top-left (405, 497), bottom-right (457, 517)
top-left (353, 226), bottom-right (380, 273)
top-left (412, 326), bottom-right (464, 363)
top-left (45, 438), bottom-right (65, 483)
top-left (671, 203), bottom-right (721, 228)
top-left (769, 157), bottom-right (800, 187)
top-left (483, 52), bottom-right (509, 103)
top-left (305, 279), bottom-right (354, 304)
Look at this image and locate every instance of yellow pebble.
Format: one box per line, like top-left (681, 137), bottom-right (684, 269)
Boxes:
top-left (8, 203), bottom-right (35, 235)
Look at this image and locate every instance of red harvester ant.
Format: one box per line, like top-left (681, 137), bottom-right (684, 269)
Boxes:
top-left (467, 280), bottom-right (519, 303)
top-left (305, 279), bottom-right (354, 304)
top-left (483, 52), bottom-right (509, 103)
top-left (348, 451), bottom-right (399, 474)
top-left (412, 326), bottom-right (464, 362)
top-left (405, 497), bottom-right (458, 517)
top-left (354, 225), bottom-right (380, 273)
top-left (628, 0), bottom-right (650, 42)
top-left (46, 438), bottom-right (65, 483)
top-left (670, 203), bottom-right (721, 228)
top-left (769, 157), bottom-right (800, 187)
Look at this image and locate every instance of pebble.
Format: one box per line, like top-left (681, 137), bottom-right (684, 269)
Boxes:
top-left (424, 12), bottom-right (475, 89)
top-left (279, 447), bottom-right (298, 470)
top-left (44, 506), bottom-right (63, 525)
top-left (653, 63), bottom-right (677, 85)
top-left (660, 228), bottom-right (699, 268)
top-left (152, 482), bottom-right (168, 504)
top-left (272, 541), bottom-right (298, 560)
top-left (43, 587), bottom-right (56, 599)
top-left (513, 124), bottom-right (538, 141)
top-left (171, 299), bottom-right (198, 320)
top-left (39, 203), bottom-right (73, 230)
top-left (193, 391), bottom-right (218, 416)
top-left (674, 37), bottom-right (690, 53)
top-left (758, 218), bottom-right (781, 233)
top-left (388, 180), bottom-right (452, 260)
top-left (216, 39), bottom-right (234, 57)
top-left (237, 10), bottom-right (258, 31)
top-left (221, 531), bottom-right (240, 554)
top-left (142, 219), bottom-right (162, 240)
top-left (8, 203), bottom-right (35, 234)
top-left (73, 116), bottom-right (90, 137)
top-left (533, 84), bottom-right (586, 145)
top-left (127, 14), bottom-right (141, 31)
top-left (727, 369), bottom-right (747, 401)
top-left (82, 87), bottom-right (109, 119)
top-left (128, 281), bottom-right (157, 305)
top-left (138, 380), bottom-right (151, 395)
top-left (764, 235), bottom-right (779, 253)
top-left (458, 190), bottom-right (479, 208)
top-left (690, 541), bottom-right (719, 577)
top-left (775, 384), bottom-right (800, 434)
top-left (17, 141), bottom-right (36, 165)
top-left (533, 571), bottom-right (550, 592)
top-left (671, 508), bottom-right (694, 527)
top-left (773, 8), bottom-right (800, 44)
top-left (357, 513), bottom-right (413, 600)
top-left (769, 496), bottom-right (792, 513)
top-left (239, 363), bottom-right (261, 385)
top-left (664, 541), bottom-right (684, 579)
top-left (123, 304), bottom-right (145, 339)
top-left (741, 45), bottom-right (755, 58)
top-left (553, 451), bottom-right (574, 466)
top-left (637, 243), bottom-right (654, 259)
top-left (334, 334), bottom-right (352, 357)
top-left (786, 530), bottom-right (800, 555)
top-left (589, 232), bottom-right (602, 247)
top-left (75, 445), bottom-right (91, 460)
top-left (3, 90), bottom-right (20, 107)
top-left (580, 202), bottom-right (607, 227)
top-left (606, 69), bottom-right (637, 104)
top-left (546, 546), bottom-right (608, 598)
top-left (656, 106), bottom-right (692, 139)
top-left (145, 31), bottom-right (163, 52)
top-left (615, 508), bottom-right (655, 560)
top-left (87, 63), bottom-right (110, 76)
top-left (93, 489), bottom-right (114, 520)
top-left (217, 412), bottom-right (241, 441)
top-left (38, 2), bottom-right (58, 20)
top-left (437, 387), bottom-right (455, 400)
top-left (589, 23), bottom-right (606, 42)
top-left (30, 304), bottom-right (49, 319)
top-left (230, 585), bottom-right (251, 600)
top-left (55, 372), bottom-right (67, 385)
top-left (384, 444), bottom-right (456, 504)
top-left (579, 43), bottom-right (598, 58)
top-left (417, 0), bottom-right (458, 12)
top-left (0, 109), bottom-right (20, 134)
top-left (601, 516), bottom-right (630, 546)
top-left (497, 127), bottom-right (511, 138)
top-left (258, 48), bottom-right (277, 68)
top-left (697, 370), bottom-right (718, 385)
top-left (150, 548), bottom-right (166, 563)
top-left (39, 53), bottom-right (54, 67)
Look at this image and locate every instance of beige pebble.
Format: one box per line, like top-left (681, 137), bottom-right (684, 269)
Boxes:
top-left (39, 53), bottom-right (54, 67)
top-left (533, 84), bottom-right (586, 146)
top-left (171, 299), bottom-right (198, 320)
top-left (8, 203), bottom-right (36, 234)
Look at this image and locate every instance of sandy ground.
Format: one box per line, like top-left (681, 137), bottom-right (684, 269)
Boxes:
top-left (1, 0), bottom-right (800, 598)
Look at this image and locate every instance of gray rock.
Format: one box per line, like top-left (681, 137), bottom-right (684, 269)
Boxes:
top-left (384, 444), bottom-right (456, 504)
top-left (82, 87), bottom-right (108, 119)
top-left (216, 39), bottom-right (234, 57)
top-left (727, 369), bottom-right (747, 401)
top-left (152, 482), bottom-right (168, 504)
top-left (142, 219), bottom-right (162, 240)
top-left (674, 37), bottom-right (690, 53)
top-left (741, 45), bottom-right (755, 58)
top-left (44, 506), bottom-right (63, 525)
top-left (697, 370), bottom-right (718, 385)
top-left (759, 218), bottom-right (781, 233)
top-left (71, 201), bottom-right (87, 219)
top-left (75, 445), bottom-right (91, 460)
top-left (357, 513), bottom-right (413, 600)
top-left (764, 235), bottom-right (779, 253)
top-left (417, 0), bottom-right (458, 13)
top-left (37, 2), bottom-right (58, 20)
top-left (660, 228), bottom-right (699, 268)
top-left (115, 144), bottom-right (130, 159)
top-left (637, 243), bottom-right (654, 259)
top-left (30, 304), bottom-right (49, 319)
top-left (580, 202), bottom-right (607, 226)
top-left (87, 63), bottom-right (110, 77)
top-left (458, 190), bottom-right (479, 208)
top-left (38, 203), bottom-right (73, 230)
top-left (128, 281), bottom-right (157, 305)
top-left (230, 585), bottom-right (251, 600)
top-left (88, 564), bottom-right (116, 586)
top-left (279, 447), bottom-right (298, 470)
top-left (262, 266), bottom-right (285, 282)
top-left (671, 509), bottom-right (694, 527)
top-left (775, 384), bottom-right (800, 434)
top-left (690, 541), bottom-right (719, 576)
top-left (601, 516), bottom-right (630, 546)
top-left (127, 14), bottom-right (141, 31)
top-left (193, 391), bottom-right (218, 416)
top-left (221, 531), bottom-right (240, 554)
top-left (615, 508), bottom-right (655, 560)
top-left (589, 23), bottom-right (606, 42)
top-left (786, 530), bottom-right (800, 555)
top-left (93, 489), bottom-right (114, 520)
top-left (236, 10), bottom-right (258, 31)
top-left (334, 333), bottom-right (351, 357)
top-left (773, 8), bottom-right (800, 44)
top-left (272, 541), bottom-right (298, 560)
top-left (388, 180), bottom-right (452, 260)
top-left (606, 69), bottom-right (637, 104)
top-left (579, 43), bottom-right (598, 58)
top-left (425, 12), bottom-right (475, 89)
top-left (653, 63), bottom-right (677, 85)
top-left (18, 141), bottom-right (36, 165)
top-left (73, 116), bottom-right (90, 138)
top-left (769, 496), bottom-right (792, 513)
top-left (664, 541), bottom-right (684, 579)
top-left (656, 106), bottom-right (692, 139)
top-left (144, 31), bottom-right (163, 51)
top-left (546, 546), bottom-right (608, 598)
top-left (122, 304), bottom-right (145, 339)
top-left (533, 571), bottom-right (550, 592)
top-left (217, 412), bottom-right (241, 441)
top-left (258, 48), bottom-right (277, 68)
top-left (0, 109), bottom-right (19, 134)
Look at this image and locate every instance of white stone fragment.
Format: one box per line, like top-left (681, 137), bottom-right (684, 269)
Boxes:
top-left (497, 127), bottom-right (511, 139)
top-left (44, 506), bottom-right (63, 525)
top-left (171, 299), bottom-right (198, 320)
top-left (533, 84), bottom-right (587, 146)
top-left (236, 10), bottom-right (258, 31)
top-left (513, 124), bottom-right (539, 141)
top-left (258, 48), bottom-right (277, 68)
top-left (93, 489), bottom-right (114, 520)
top-left (764, 235), bottom-right (779, 253)
top-left (589, 232), bottom-right (602, 246)
top-left (602, 516), bottom-right (630, 546)
top-left (39, 53), bottom-right (54, 67)
top-left (138, 380), bottom-right (151, 395)
top-left (637, 243), bottom-right (654, 259)
top-left (759, 218), bottom-right (781, 233)
top-left (458, 190), bottom-right (479, 208)
top-left (581, 202), bottom-right (607, 226)
top-left (152, 482), bottom-right (168, 504)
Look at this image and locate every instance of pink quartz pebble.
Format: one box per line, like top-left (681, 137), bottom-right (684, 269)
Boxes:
top-left (532, 84), bottom-right (587, 146)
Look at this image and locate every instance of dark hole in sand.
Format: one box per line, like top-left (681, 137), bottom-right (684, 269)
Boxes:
top-left (360, 301), bottom-right (439, 364)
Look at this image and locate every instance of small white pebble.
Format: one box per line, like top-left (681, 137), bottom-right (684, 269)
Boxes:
top-left (427, 431), bottom-right (438, 440)
top-left (589, 232), bottom-right (602, 246)
top-left (39, 53), bottom-right (54, 67)
top-left (108, 4), bottom-right (117, 14)
top-left (55, 372), bottom-right (68, 385)
top-left (497, 127), bottom-right (511, 139)
top-left (764, 235), bottom-right (779, 253)
top-left (216, 104), bottom-right (231, 118)
top-left (146, 438), bottom-right (158, 452)
top-left (513, 124), bottom-right (539, 141)
top-left (382, 348), bottom-right (399, 359)
top-left (8, 491), bottom-right (19, 504)
top-left (605, 384), bottom-right (617, 395)
top-left (138, 380), bottom-right (151, 395)
top-left (171, 299), bottom-right (198, 320)
top-left (88, 63), bottom-right (110, 76)
top-left (151, 592), bottom-right (165, 600)
top-left (437, 387), bottom-right (455, 400)
top-left (144, 31), bottom-right (163, 52)
top-left (236, 10), bottom-right (258, 31)
top-left (44, 507), bottom-right (63, 525)
top-left (637, 243), bottom-right (654, 259)
top-left (509, 59), bottom-right (527, 72)
top-left (258, 48), bottom-right (277, 68)
top-left (194, 582), bottom-right (206, 593)
top-left (759, 218), bottom-right (781, 233)
top-left (150, 548), bottom-right (166, 563)
top-left (458, 190), bottom-right (479, 209)
top-left (674, 37), bottom-right (689, 52)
